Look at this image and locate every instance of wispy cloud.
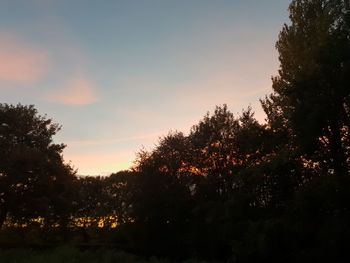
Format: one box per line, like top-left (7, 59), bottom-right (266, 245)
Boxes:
top-left (66, 132), bottom-right (163, 147)
top-left (0, 33), bottom-right (48, 84)
top-left (46, 77), bottom-right (98, 106)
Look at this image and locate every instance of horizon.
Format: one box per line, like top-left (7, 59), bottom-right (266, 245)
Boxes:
top-left (0, 0), bottom-right (291, 175)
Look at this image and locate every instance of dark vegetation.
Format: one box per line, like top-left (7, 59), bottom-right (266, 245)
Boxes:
top-left (1, 0), bottom-right (350, 262)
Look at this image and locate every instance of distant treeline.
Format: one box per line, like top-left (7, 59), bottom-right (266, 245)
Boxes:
top-left (1, 0), bottom-right (350, 262)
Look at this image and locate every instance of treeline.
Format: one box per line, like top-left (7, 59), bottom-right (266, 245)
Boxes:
top-left (1, 0), bottom-right (350, 262)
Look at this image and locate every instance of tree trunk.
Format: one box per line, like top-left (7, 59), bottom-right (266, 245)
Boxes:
top-left (0, 207), bottom-right (7, 229)
top-left (59, 215), bottom-right (70, 242)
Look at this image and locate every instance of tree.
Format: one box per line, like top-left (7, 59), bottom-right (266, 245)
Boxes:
top-left (103, 170), bottom-right (136, 225)
top-left (72, 176), bottom-right (106, 229)
top-left (0, 103), bottom-right (75, 228)
top-left (270, 0), bottom-right (350, 177)
top-left (189, 105), bottom-right (274, 205)
top-left (189, 105), bottom-right (244, 200)
top-left (132, 132), bottom-right (194, 226)
top-left (126, 132), bottom-right (196, 257)
top-left (257, 2), bottom-right (350, 261)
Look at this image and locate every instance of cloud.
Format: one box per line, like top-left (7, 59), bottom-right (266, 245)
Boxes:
top-left (66, 132), bottom-right (164, 147)
top-left (0, 33), bottom-right (48, 84)
top-left (47, 77), bottom-right (98, 106)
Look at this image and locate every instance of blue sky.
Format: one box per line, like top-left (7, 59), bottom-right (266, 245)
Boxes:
top-left (0, 0), bottom-right (291, 175)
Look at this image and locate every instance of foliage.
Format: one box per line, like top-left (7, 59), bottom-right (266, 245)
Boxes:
top-left (0, 103), bottom-right (76, 229)
top-left (270, 0), bottom-right (350, 176)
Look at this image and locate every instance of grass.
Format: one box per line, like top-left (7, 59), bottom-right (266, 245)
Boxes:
top-left (0, 246), bottom-right (209, 263)
top-left (0, 246), bottom-right (140, 263)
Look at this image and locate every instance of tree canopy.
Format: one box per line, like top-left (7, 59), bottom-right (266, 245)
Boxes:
top-left (0, 103), bottom-right (75, 228)
top-left (270, 0), bottom-right (350, 176)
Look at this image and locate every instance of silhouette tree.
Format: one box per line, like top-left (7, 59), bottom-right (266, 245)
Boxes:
top-left (270, 0), bottom-right (350, 176)
top-left (103, 170), bottom-right (136, 225)
top-left (189, 105), bottom-right (240, 199)
top-left (131, 133), bottom-right (194, 255)
top-left (189, 105), bottom-right (276, 207)
top-left (0, 104), bottom-right (75, 228)
top-left (256, 1), bottom-right (350, 261)
top-left (73, 176), bottom-right (107, 228)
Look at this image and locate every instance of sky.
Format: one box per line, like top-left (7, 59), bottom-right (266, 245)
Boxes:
top-left (0, 0), bottom-right (291, 175)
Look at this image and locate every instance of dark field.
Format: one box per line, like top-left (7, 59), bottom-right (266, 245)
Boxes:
top-left (0, 246), bottom-right (211, 263)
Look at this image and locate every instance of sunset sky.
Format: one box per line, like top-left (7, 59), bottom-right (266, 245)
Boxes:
top-left (1, 0), bottom-right (290, 175)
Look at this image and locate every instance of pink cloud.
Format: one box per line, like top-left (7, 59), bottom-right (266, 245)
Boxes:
top-left (47, 78), bottom-right (98, 106)
top-left (0, 33), bottom-right (48, 84)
